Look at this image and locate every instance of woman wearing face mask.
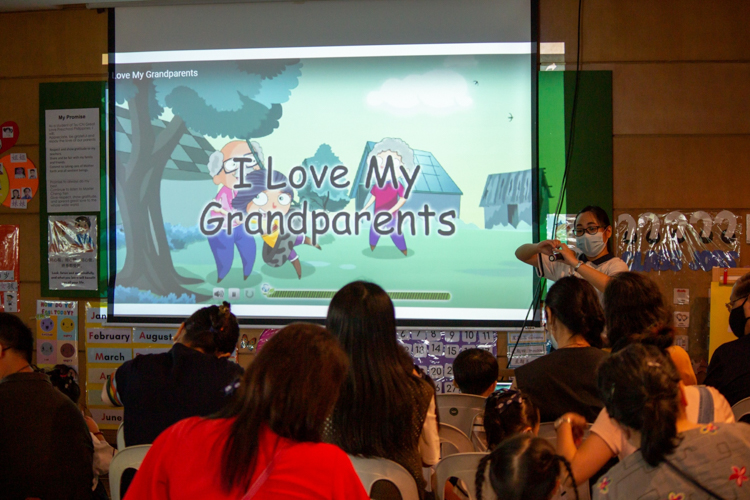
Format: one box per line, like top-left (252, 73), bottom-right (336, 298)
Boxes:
top-left (513, 277), bottom-right (608, 423)
top-left (704, 272), bottom-right (750, 408)
top-left (515, 206), bottom-right (628, 298)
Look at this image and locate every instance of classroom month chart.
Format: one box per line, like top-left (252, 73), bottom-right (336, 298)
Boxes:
top-left (85, 302), bottom-right (173, 429)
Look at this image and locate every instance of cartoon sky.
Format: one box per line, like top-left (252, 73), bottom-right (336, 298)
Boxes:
top-left (161, 53), bottom-right (532, 229)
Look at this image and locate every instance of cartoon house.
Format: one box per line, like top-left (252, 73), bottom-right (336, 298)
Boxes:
top-left (113, 105), bottom-right (216, 180)
top-left (480, 169), bottom-right (552, 229)
top-left (350, 141), bottom-right (463, 216)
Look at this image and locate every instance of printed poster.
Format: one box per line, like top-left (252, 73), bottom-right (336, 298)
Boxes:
top-left (36, 300), bottom-right (78, 368)
top-left (0, 225), bottom-right (20, 312)
top-left (45, 108), bottom-right (101, 213)
top-left (48, 215), bottom-right (97, 290)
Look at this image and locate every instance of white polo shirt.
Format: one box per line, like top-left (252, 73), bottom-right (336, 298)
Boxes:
top-left (536, 250), bottom-right (629, 300)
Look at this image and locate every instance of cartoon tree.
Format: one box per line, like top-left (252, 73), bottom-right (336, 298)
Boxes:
top-left (296, 144), bottom-right (351, 212)
top-left (114, 60), bottom-right (301, 298)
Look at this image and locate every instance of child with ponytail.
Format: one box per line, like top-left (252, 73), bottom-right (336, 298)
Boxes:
top-left (476, 433), bottom-right (578, 500)
top-left (592, 343), bottom-right (750, 499)
top-left (483, 389), bottom-right (540, 450)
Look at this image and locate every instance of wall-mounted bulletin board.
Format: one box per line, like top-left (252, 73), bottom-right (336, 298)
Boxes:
top-left (39, 81), bottom-right (108, 298)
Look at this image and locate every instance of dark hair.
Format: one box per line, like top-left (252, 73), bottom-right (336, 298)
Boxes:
top-left (576, 205), bottom-right (612, 253)
top-left (182, 301), bottom-right (240, 355)
top-left (476, 433), bottom-right (577, 500)
top-left (232, 169), bottom-right (294, 213)
top-left (452, 348), bottom-right (498, 395)
top-left (731, 272), bottom-right (750, 302)
top-left (74, 216), bottom-right (91, 228)
top-left (604, 272), bottom-right (674, 352)
top-left (0, 313), bottom-right (34, 362)
top-left (483, 389), bottom-right (540, 450)
top-left (546, 276), bottom-right (605, 348)
top-left (47, 364), bottom-right (81, 404)
top-left (598, 343), bottom-right (682, 466)
top-left (218, 323), bottom-right (348, 492)
top-left (326, 281), bottom-right (425, 457)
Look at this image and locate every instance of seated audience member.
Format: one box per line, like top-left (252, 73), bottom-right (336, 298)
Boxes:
top-left (102, 302), bottom-right (243, 446)
top-left (592, 344), bottom-right (750, 499)
top-left (324, 281), bottom-right (439, 500)
top-left (556, 272), bottom-right (735, 486)
top-left (483, 389), bottom-right (540, 450)
top-left (515, 276), bottom-right (608, 422)
top-left (0, 313), bottom-right (93, 499)
top-left (453, 348), bottom-right (499, 397)
top-left (476, 433), bottom-right (578, 500)
top-left (453, 348), bottom-right (499, 449)
top-left (48, 364), bottom-right (114, 500)
top-left (125, 323), bottom-right (369, 499)
top-left (704, 272), bottom-right (750, 408)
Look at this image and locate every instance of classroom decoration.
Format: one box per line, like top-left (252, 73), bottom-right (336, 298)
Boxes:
top-left (0, 121), bottom-right (19, 155)
top-left (617, 210), bottom-right (742, 272)
top-left (47, 215), bottom-right (98, 291)
top-left (36, 300), bottom-right (78, 368)
top-left (398, 329), bottom-right (498, 394)
top-left (84, 302), bottom-right (174, 429)
top-left (0, 153), bottom-right (38, 209)
top-left (0, 225), bottom-right (19, 312)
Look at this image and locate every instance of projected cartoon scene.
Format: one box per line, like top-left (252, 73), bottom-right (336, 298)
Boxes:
top-left (112, 49), bottom-right (538, 315)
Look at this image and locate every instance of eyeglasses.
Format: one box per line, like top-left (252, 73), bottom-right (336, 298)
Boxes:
top-left (573, 226), bottom-right (603, 237)
top-left (726, 295), bottom-right (749, 312)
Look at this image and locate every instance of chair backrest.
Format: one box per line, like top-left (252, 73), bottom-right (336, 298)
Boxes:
top-left (436, 394), bottom-right (486, 438)
top-left (348, 455), bottom-right (420, 500)
top-left (116, 422), bottom-right (126, 450)
top-left (439, 423), bottom-right (475, 457)
top-left (470, 413), bottom-right (488, 452)
top-left (732, 396), bottom-right (750, 422)
top-left (434, 452), bottom-right (492, 500)
top-left (537, 421), bottom-right (593, 449)
top-left (109, 444), bottom-right (151, 500)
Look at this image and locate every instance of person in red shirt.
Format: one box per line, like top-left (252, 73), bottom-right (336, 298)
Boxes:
top-left (125, 323), bottom-right (369, 500)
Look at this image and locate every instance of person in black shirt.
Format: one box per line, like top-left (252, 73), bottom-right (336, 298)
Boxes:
top-left (514, 276), bottom-right (608, 423)
top-left (102, 301), bottom-right (243, 446)
top-left (0, 313), bottom-right (93, 500)
top-left (705, 272), bottom-right (750, 409)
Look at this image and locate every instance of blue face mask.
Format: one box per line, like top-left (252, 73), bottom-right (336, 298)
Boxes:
top-left (576, 232), bottom-right (606, 258)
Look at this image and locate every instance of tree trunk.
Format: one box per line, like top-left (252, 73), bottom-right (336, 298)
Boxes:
top-left (115, 79), bottom-right (208, 301)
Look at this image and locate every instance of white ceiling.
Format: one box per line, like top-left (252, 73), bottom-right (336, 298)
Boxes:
top-left (0, 0), bottom-right (317, 13)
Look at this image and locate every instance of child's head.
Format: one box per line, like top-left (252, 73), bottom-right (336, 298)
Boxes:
top-left (483, 389), bottom-right (540, 449)
top-left (47, 364), bottom-right (81, 404)
top-left (452, 348), bottom-right (498, 396)
top-left (476, 433), bottom-right (577, 500)
top-left (233, 169), bottom-right (294, 216)
top-left (179, 301), bottom-right (240, 356)
top-left (74, 216), bottom-right (91, 232)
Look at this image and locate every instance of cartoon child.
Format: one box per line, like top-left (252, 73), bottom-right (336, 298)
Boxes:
top-left (233, 169), bottom-right (320, 279)
top-left (74, 216), bottom-right (94, 250)
top-left (205, 140), bottom-right (264, 283)
top-left (362, 138), bottom-right (416, 256)
top-left (11, 189), bottom-right (20, 199)
top-left (14, 167), bottom-right (24, 179)
top-left (22, 187), bottom-right (32, 200)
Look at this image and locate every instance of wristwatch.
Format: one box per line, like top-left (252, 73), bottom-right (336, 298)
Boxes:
top-left (555, 415), bottom-right (573, 430)
top-left (573, 261), bottom-right (584, 271)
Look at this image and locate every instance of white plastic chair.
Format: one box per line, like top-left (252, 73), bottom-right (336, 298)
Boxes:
top-left (732, 396), bottom-right (750, 422)
top-left (109, 444), bottom-right (151, 500)
top-left (470, 413), bottom-right (488, 452)
top-left (439, 423), bottom-right (475, 458)
top-left (436, 394), bottom-right (486, 439)
top-left (434, 452), bottom-right (491, 500)
top-left (538, 422), bottom-right (592, 500)
top-left (348, 455), bottom-right (419, 500)
top-left (116, 422), bottom-right (126, 450)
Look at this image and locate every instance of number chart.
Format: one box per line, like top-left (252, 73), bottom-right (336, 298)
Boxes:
top-left (397, 330), bottom-right (498, 394)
